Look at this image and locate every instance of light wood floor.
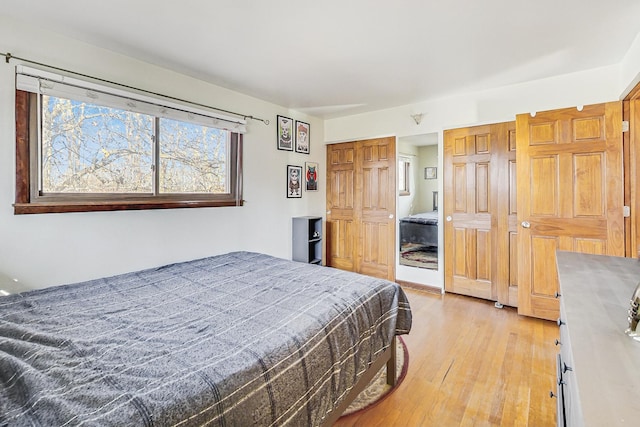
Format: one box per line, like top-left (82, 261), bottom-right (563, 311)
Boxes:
top-left (335, 288), bottom-right (559, 427)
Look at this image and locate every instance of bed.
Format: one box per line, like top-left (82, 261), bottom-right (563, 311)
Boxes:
top-left (400, 211), bottom-right (438, 248)
top-left (0, 251), bottom-right (411, 426)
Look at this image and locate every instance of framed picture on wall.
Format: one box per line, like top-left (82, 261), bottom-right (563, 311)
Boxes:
top-left (305, 162), bottom-right (319, 191)
top-left (277, 115), bottom-right (294, 151)
top-left (287, 165), bottom-right (303, 198)
top-left (295, 120), bottom-right (310, 154)
top-left (425, 167), bottom-right (437, 179)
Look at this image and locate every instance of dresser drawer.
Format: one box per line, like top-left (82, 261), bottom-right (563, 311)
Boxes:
top-left (557, 294), bottom-right (583, 427)
top-left (555, 353), bottom-right (566, 427)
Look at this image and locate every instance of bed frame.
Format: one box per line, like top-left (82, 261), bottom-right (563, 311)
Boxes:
top-left (400, 220), bottom-right (438, 248)
top-left (322, 336), bottom-right (397, 425)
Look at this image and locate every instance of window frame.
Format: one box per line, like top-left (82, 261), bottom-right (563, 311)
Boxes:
top-left (398, 157), bottom-right (411, 196)
top-left (14, 90), bottom-right (243, 214)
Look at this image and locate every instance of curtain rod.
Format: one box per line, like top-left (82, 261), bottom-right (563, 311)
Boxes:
top-left (2, 51), bottom-right (270, 126)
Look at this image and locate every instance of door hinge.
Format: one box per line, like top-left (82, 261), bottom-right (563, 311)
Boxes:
top-left (624, 206), bottom-right (631, 218)
top-left (623, 121), bottom-right (630, 132)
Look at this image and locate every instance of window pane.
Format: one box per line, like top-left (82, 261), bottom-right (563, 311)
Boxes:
top-left (159, 118), bottom-right (229, 194)
top-left (41, 95), bottom-right (153, 193)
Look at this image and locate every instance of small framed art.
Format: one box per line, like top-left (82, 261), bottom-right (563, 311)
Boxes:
top-left (277, 115), bottom-right (294, 151)
top-left (295, 120), bottom-right (310, 154)
top-left (425, 167), bottom-right (437, 179)
top-left (305, 162), bottom-right (319, 191)
top-left (287, 165), bottom-right (303, 198)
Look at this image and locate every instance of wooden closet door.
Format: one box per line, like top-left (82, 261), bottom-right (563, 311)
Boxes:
top-left (356, 137), bottom-right (396, 281)
top-left (326, 137), bottom-right (396, 281)
top-left (503, 125), bottom-right (519, 307)
top-left (444, 123), bottom-right (511, 302)
top-left (516, 102), bottom-right (624, 321)
top-left (326, 142), bottom-right (356, 271)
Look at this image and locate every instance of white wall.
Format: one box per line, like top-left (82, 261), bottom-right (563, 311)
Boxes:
top-left (397, 142), bottom-right (418, 218)
top-left (620, 32), bottom-right (640, 98)
top-left (325, 64), bottom-right (622, 143)
top-left (0, 15), bottom-right (325, 289)
top-left (416, 145), bottom-right (438, 213)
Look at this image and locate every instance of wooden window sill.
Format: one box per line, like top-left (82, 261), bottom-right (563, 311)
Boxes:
top-left (14, 199), bottom-right (243, 215)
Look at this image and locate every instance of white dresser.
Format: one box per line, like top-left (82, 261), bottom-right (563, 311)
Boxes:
top-left (555, 251), bottom-right (640, 426)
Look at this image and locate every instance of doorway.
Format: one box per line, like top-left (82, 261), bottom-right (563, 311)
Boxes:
top-left (396, 133), bottom-right (443, 288)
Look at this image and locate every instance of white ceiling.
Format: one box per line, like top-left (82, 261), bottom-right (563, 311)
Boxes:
top-left (3, 0), bottom-right (640, 118)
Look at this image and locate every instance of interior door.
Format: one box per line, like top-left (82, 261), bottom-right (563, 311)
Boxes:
top-left (356, 137), bottom-right (396, 281)
top-left (326, 142), bottom-right (356, 271)
top-left (444, 123), bottom-right (511, 302)
top-left (503, 125), bottom-right (519, 307)
top-left (516, 102), bottom-right (624, 320)
top-left (326, 137), bottom-right (396, 281)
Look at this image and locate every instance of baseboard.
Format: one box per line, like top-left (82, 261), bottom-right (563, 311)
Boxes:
top-left (396, 280), bottom-right (442, 295)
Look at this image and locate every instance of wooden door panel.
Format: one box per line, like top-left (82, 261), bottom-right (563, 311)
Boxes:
top-left (359, 220), bottom-right (392, 278)
top-left (530, 236), bottom-right (559, 296)
top-left (517, 102), bottom-right (624, 320)
top-left (573, 153), bottom-right (604, 216)
top-left (450, 229), bottom-right (492, 300)
top-left (454, 136), bottom-right (467, 156)
top-left (476, 229), bottom-right (491, 281)
top-left (476, 134), bottom-right (490, 153)
top-left (574, 238), bottom-right (606, 254)
top-left (454, 163), bottom-right (467, 212)
top-left (509, 230), bottom-right (518, 299)
top-left (328, 169), bottom-right (354, 209)
top-left (453, 227), bottom-right (467, 277)
top-left (465, 229), bottom-right (477, 281)
top-left (529, 156), bottom-right (559, 216)
top-left (361, 166), bottom-right (392, 212)
top-left (476, 163), bottom-right (490, 213)
top-left (451, 278), bottom-right (492, 300)
top-left (445, 123), bottom-right (514, 305)
top-left (326, 219), bottom-right (354, 270)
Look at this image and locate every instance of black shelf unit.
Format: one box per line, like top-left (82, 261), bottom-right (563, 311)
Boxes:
top-left (292, 216), bottom-right (322, 264)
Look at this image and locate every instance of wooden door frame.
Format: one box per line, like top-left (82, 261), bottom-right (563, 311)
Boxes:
top-left (624, 81), bottom-right (640, 257)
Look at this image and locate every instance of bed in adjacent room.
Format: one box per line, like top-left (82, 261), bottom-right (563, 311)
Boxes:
top-left (400, 211), bottom-right (438, 248)
top-left (0, 251), bottom-right (411, 426)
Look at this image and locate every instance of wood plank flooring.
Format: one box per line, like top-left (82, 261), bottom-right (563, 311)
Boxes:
top-left (334, 288), bottom-right (559, 427)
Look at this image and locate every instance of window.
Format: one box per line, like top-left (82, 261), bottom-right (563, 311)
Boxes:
top-left (14, 67), bottom-right (244, 214)
top-left (399, 157), bottom-right (411, 196)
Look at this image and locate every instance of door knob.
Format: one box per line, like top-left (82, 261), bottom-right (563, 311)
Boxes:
top-left (389, 214), bottom-right (394, 219)
top-left (326, 210), bottom-right (331, 215)
top-left (521, 221), bottom-right (531, 228)
top-left (446, 216), bottom-right (452, 222)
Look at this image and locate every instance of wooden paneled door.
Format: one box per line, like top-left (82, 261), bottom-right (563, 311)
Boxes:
top-left (326, 142), bottom-right (356, 272)
top-left (326, 137), bottom-right (396, 281)
top-left (356, 138), bottom-right (396, 280)
top-left (516, 102), bottom-right (624, 321)
top-left (443, 122), bottom-right (517, 306)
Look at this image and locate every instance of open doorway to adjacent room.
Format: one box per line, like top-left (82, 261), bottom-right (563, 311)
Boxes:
top-left (396, 133), bottom-right (442, 288)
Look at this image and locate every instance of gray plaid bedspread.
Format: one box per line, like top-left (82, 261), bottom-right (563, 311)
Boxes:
top-left (0, 251), bottom-right (411, 426)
